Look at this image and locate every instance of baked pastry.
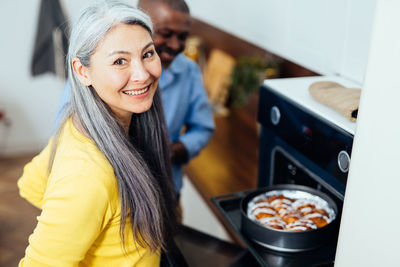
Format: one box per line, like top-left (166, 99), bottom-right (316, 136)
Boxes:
top-left (251, 203), bottom-right (276, 220)
top-left (255, 198), bottom-right (269, 204)
top-left (286, 219), bottom-right (317, 232)
top-left (304, 213), bottom-right (329, 228)
top-left (281, 210), bottom-right (301, 224)
top-left (313, 208), bottom-right (329, 217)
top-left (267, 195), bottom-right (294, 203)
top-left (269, 198), bottom-right (293, 214)
top-left (269, 196), bottom-right (293, 206)
top-left (262, 217), bottom-right (286, 230)
top-left (293, 200), bottom-right (316, 216)
top-left (248, 191), bottom-right (334, 232)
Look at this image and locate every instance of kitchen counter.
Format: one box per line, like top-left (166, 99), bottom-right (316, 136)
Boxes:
top-left (184, 108), bottom-right (259, 243)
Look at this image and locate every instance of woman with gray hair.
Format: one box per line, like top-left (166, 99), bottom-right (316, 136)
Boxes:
top-left (17, 1), bottom-right (177, 266)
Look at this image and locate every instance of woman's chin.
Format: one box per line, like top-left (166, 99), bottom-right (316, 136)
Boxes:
top-left (130, 102), bottom-right (153, 114)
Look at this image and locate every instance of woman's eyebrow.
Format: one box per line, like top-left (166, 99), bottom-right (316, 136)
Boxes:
top-left (142, 41), bottom-right (155, 51)
top-left (108, 50), bottom-right (131, 57)
top-left (107, 42), bottom-right (155, 57)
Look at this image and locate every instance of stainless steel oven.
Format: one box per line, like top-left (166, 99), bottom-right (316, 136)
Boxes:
top-left (213, 76), bottom-right (359, 267)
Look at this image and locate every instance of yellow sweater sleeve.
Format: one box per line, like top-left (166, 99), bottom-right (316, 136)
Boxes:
top-left (17, 142), bottom-right (53, 209)
top-left (19, 171), bottom-right (112, 266)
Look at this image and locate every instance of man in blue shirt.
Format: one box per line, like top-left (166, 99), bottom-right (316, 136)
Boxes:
top-left (55, 0), bottom-right (215, 196)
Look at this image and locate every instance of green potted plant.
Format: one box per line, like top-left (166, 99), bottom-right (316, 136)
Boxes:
top-left (228, 56), bottom-right (278, 108)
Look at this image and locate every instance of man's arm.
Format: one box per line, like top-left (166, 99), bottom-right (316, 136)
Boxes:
top-left (170, 141), bottom-right (188, 164)
top-left (177, 65), bottom-right (215, 163)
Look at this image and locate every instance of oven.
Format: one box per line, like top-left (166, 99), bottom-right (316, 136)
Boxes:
top-left (212, 76), bottom-right (358, 267)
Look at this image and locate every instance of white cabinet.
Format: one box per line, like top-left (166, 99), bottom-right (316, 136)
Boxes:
top-left (187, 0), bottom-right (376, 84)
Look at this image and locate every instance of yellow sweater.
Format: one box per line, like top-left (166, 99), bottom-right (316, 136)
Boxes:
top-left (17, 119), bottom-right (160, 267)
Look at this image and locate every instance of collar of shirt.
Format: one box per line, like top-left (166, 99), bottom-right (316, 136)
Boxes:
top-left (159, 53), bottom-right (186, 89)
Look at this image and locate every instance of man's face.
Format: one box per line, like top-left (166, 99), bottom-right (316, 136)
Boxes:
top-left (145, 3), bottom-right (190, 68)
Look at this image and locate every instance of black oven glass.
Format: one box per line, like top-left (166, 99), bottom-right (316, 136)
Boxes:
top-left (271, 147), bottom-right (343, 213)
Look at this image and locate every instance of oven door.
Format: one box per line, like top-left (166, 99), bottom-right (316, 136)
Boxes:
top-left (164, 224), bottom-right (257, 267)
top-left (270, 146), bottom-right (343, 213)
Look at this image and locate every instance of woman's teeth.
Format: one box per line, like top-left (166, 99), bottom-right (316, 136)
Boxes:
top-left (123, 86), bottom-right (149, 96)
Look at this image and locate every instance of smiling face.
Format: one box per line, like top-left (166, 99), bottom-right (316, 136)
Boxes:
top-left (145, 2), bottom-right (190, 68)
top-left (73, 24), bottom-right (162, 128)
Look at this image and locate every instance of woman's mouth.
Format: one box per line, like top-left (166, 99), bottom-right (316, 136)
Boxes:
top-left (122, 85), bottom-right (150, 96)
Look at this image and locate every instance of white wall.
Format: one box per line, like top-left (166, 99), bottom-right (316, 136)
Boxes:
top-left (335, 0), bottom-right (400, 266)
top-left (186, 0), bottom-right (376, 84)
top-left (0, 1), bottom-right (63, 156)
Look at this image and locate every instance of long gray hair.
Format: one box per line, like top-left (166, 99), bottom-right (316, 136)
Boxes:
top-left (52, 0), bottom-right (177, 252)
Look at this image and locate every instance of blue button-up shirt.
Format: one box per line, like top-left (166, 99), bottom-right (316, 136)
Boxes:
top-left (160, 54), bottom-right (215, 192)
top-left (54, 53), bottom-right (214, 193)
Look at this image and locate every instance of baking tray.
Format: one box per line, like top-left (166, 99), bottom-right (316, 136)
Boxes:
top-left (211, 190), bottom-right (337, 267)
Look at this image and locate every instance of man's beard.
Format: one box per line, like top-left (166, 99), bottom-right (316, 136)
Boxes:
top-left (156, 45), bottom-right (183, 68)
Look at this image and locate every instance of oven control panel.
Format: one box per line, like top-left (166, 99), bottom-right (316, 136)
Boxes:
top-left (258, 84), bottom-right (353, 191)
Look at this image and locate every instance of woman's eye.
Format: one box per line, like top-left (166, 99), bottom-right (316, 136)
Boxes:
top-left (114, 58), bottom-right (127, 65)
top-left (143, 50), bottom-right (154, 59)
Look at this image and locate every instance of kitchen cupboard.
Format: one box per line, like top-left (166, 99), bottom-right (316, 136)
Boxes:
top-left (335, 1), bottom-right (400, 265)
top-left (186, 0), bottom-right (376, 84)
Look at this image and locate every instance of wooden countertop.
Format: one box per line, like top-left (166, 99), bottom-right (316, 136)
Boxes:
top-left (184, 108), bottom-right (260, 244)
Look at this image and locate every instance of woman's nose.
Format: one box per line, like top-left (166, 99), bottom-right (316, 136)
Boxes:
top-left (130, 61), bottom-right (150, 82)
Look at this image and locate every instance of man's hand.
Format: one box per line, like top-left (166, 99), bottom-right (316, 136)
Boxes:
top-left (170, 141), bottom-right (188, 164)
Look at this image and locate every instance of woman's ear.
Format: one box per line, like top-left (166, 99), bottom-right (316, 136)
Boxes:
top-left (72, 57), bottom-right (92, 86)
